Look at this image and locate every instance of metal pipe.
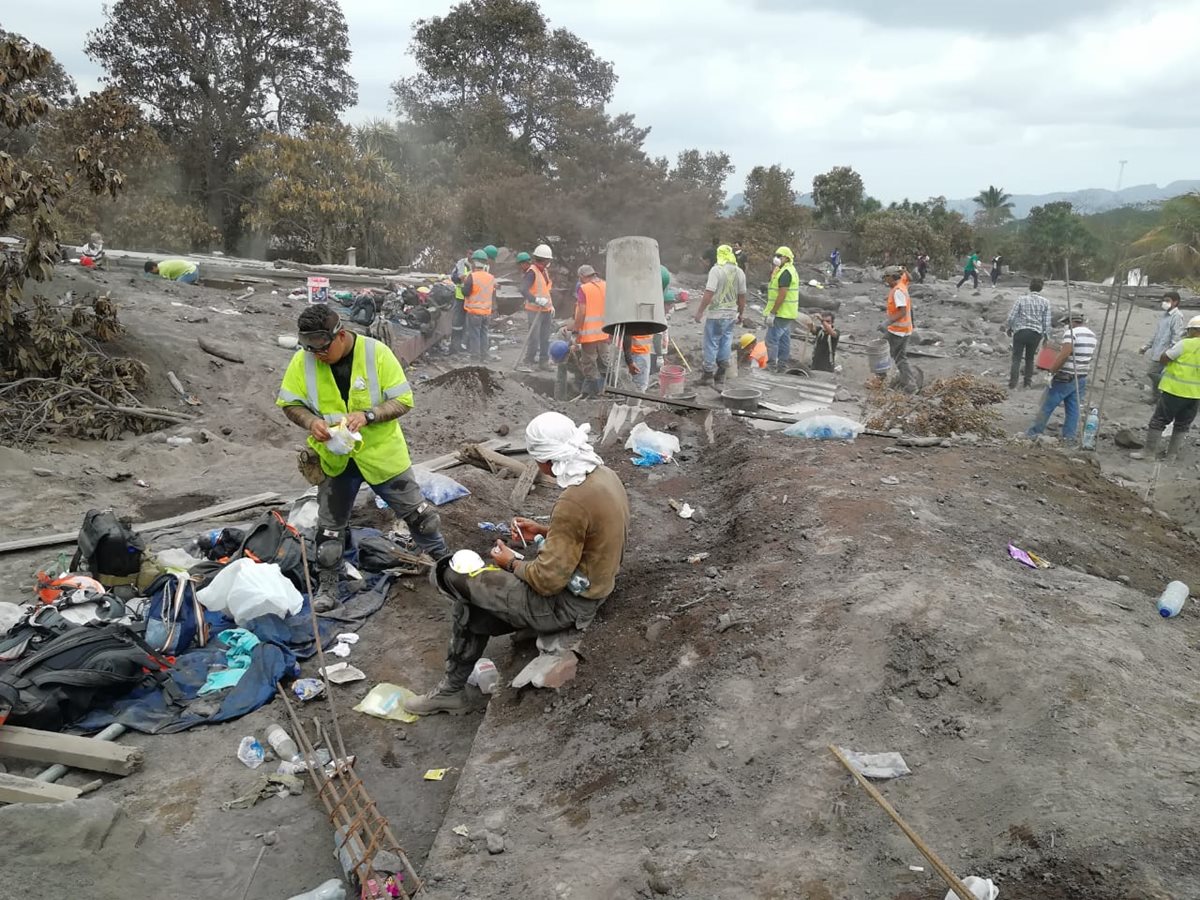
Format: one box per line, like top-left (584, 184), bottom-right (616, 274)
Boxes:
top-left (35, 723), bottom-right (127, 783)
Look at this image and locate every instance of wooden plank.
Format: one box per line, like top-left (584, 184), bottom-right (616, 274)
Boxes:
top-left (458, 444), bottom-right (556, 487)
top-left (509, 462), bottom-right (541, 509)
top-left (0, 772), bottom-right (81, 804)
top-left (0, 491), bottom-right (281, 555)
top-left (0, 726), bottom-right (143, 776)
top-left (415, 439), bottom-right (509, 473)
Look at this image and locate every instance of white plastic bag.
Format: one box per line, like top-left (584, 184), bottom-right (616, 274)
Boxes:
top-left (625, 422), bottom-right (681, 459)
top-left (197, 558), bottom-right (304, 624)
top-left (324, 420), bottom-right (362, 456)
top-left (945, 876), bottom-right (998, 900)
top-left (413, 466), bottom-right (470, 505)
top-left (782, 414), bottom-right (865, 441)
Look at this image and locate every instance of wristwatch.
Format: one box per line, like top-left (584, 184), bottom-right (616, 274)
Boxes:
top-left (365, 410), bottom-right (377, 424)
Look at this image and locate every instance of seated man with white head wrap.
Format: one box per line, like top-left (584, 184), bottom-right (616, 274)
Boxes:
top-left (406, 412), bottom-right (631, 716)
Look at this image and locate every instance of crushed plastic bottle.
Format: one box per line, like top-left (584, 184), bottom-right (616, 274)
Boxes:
top-left (1081, 407), bottom-right (1099, 450)
top-left (567, 570), bottom-right (591, 596)
top-left (265, 723), bottom-right (301, 762)
top-left (237, 735), bottom-right (265, 768)
top-left (1157, 581), bottom-right (1189, 618)
top-left (286, 879), bottom-right (347, 900)
top-left (468, 658), bottom-right (500, 695)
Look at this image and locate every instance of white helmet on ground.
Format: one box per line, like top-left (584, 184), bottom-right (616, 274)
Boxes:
top-left (533, 243), bottom-right (553, 260)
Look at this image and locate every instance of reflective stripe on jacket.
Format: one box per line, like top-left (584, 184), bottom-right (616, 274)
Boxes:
top-left (749, 341), bottom-right (768, 368)
top-left (1160, 337), bottom-right (1200, 400)
top-left (526, 266), bottom-right (554, 313)
top-left (578, 280), bottom-right (608, 344)
top-left (630, 334), bottom-right (653, 356)
top-left (276, 336), bottom-right (414, 483)
top-left (464, 270), bottom-right (495, 316)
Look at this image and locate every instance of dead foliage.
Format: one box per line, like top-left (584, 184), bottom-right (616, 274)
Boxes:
top-left (866, 373), bottom-right (1008, 437)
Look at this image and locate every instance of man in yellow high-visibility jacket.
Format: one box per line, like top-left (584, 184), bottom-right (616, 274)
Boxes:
top-left (1132, 314), bottom-right (1200, 463)
top-left (277, 306), bottom-right (447, 611)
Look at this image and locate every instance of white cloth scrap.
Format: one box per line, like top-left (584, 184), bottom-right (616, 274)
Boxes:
top-left (524, 412), bottom-right (603, 488)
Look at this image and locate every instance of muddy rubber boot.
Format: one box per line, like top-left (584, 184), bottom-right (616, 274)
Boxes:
top-left (714, 363), bottom-right (728, 387)
top-left (698, 371), bottom-right (714, 387)
top-left (1130, 428), bottom-right (1163, 460)
top-left (1165, 430), bottom-right (1187, 462)
top-left (312, 569), bottom-right (340, 613)
top-left (404, 680), bottom-right (484, 717)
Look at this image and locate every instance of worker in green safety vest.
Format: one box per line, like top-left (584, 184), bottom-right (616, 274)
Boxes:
top-left (764, 246), bottom-right (799, 373)
top-left (276, 305), bottom-right (447, 611)
top-left (1132, 314), bottom-right (1200, 463)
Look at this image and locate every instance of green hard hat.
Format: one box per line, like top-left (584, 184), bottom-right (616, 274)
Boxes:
top-left (483, 244), bottom-right (499, 259)
top-left (471, 249), bottom-right (488, 262)
top-left (515, 251), bottom-right (532, 263)
top-left (660, 264), bottom-right (671, 290)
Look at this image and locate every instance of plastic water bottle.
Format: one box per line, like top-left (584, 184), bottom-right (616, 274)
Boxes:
top-left (1157, 581), bottom-right (1189, 618)
top-left (265, 723), bottom-right (301, 762)
top-left (1082, 407), bottom-right (1099, 449)
top-left (469, 658), bottom-right (499, 695)
top-left (286, 880), bottom-right (346, 900)
top-left (568, 570), bottom-right (591, 596)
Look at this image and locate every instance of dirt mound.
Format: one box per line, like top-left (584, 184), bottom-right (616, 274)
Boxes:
top-left (418, 412), bottom-right (1200, 899)
top-left (425, 366), bottom-right (502, 397)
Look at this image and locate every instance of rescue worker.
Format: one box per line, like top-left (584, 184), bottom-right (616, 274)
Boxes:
top-left (764, 246), bottom-right (800, 373)
top-left (144, 258), bottom-right (199, 283)
top-left (516, 244), bottom-right (556, 371)
top-left (1140, 291), bottom-right (1185, 402)
top-left (1025, 311), bottom-right (1097, 443)
top-left (406, 412), bottom-right (630, 716)
top-left (622, 330), bottom-right (654, 391)
top-left (448, 251), bottom-right (471, 354)
top-left (694, 244), bottom-right (747, 387)
top-left (1131, 314), bottom-right (1200, 462)
top-left (737, 333), bottom-right (768, 370)
top-left (483, 244), bottom-right (499, 266)
top-left (277, 305), bottom-right (447, 612)
top-left (461, 250), bottom-right (495, 363)
top-left (573, 264), bottom-right (609, 397)
top-left (880, 265), bottom-right (915, 391)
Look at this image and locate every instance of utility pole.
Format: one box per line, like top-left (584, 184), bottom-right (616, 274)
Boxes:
top-left (1116, 159), bottom-right (1128, 192)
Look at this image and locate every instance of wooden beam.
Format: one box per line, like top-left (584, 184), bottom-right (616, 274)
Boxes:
top-left (0, 726), bottom-right (143, 776)
top-left (0, 772), bottom-right (81, 804)
top-left (415, 439), bottom-right (509, 473)
top-left (509, 462), bottom-right (541, 509)
top-left (458, 444), bottom-right (556, 487)
top-left (0, 491), bottom-right (281, 555)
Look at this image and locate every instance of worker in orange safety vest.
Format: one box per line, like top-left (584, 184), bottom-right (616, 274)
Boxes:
top-left (573, 264), bottom-right (609, 398)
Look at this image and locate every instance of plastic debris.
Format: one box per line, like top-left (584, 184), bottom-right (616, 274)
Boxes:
top-left (782, 414), bottom-right (865, 441)
top-left (292, 678), bottom-right (325, 701)
top-left (631, 449), bottom-right (667, 467)
top-left (838, 748), bottom-right (912, 779)
top-left (353, 683), bottom-right (419, 723)
top-left (237, 735), bottom-right (266, 769)
top-left (423, 768), bottom-right (448, 781)
top-left (944, 876), bottom-right (999, 900)
top-left (626, 422), bottom-right (681, 460)
top-left (320, 661), bottom-right (367, 684)
top-left (1007, 543), bottom-right (1051, 570)
top-left (452, 825), bottom-right (470, 837)
top-left (678, 503), bottom-right (695, 519)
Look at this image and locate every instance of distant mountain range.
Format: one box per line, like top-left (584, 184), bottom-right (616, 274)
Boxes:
top-left (723, 180), bottom-right (1200, 220)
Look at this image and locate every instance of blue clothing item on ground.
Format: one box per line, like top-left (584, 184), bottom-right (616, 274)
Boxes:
top-left (765, 320), bottom-right (792, 370)
top-left (702, 317), bottom-right (737, 373)
top-left (1028, 376), bottom-right (1088, 441)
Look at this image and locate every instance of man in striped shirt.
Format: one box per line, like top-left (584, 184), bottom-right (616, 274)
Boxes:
top-left (1026, 311), bottom-right (1097, 443)
top-left (1005, 278), bottom-right (1053, 389)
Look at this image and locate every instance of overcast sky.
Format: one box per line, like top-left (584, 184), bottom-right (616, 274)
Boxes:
top-left (6, 0), bottom-right (1199, 202)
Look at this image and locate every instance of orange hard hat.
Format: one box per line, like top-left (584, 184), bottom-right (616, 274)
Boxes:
top-left (36, 572), bottom-right (105, 604)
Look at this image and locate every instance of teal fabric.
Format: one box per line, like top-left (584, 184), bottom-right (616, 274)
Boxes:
top-left (199, 628), bottom-right (262, 695)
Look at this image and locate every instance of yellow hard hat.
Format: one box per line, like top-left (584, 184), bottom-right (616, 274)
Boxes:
top-left (774, 246), bottom-right (793, 260)
top-left (739, 333), bottom-right (756, 349)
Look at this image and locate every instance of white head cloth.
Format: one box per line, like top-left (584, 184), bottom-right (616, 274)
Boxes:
top-left (525, 412), bottom-right (603, 488)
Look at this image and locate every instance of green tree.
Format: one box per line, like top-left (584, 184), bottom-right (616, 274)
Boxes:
top-left (812, 165), bottom-right (866, 229)
top-left (86, 0), bottom-right (357, 248)
top-left (972, 185), bottom-right (1015, 227)
top-left (241, 125), bottom-right (405, 265)
top-left (1132, 193), bottom-right (1200, 282)
top-left (854, 210), bottom-right (940, 267)
top-left (668, 149), bottom-right (734, 215)
top-left (393, 0), bottom-right (614, 171)
top-left (1020, 201), bottom-right (1099, 278)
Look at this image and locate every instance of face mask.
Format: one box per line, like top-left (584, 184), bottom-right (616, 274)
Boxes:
top-left (1163, 301), bottom-right (1174, 311)
top-left (772, 256), bottom-right (782, 267)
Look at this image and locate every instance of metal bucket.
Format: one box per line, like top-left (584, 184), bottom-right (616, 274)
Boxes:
top-left (720, 388), bottom-right (762, 412)
top-left (867, 338), bottom-right (892, 375)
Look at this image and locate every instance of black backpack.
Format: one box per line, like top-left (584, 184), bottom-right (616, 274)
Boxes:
top-left (71, 509), bottom-right (145, 580)
top-left (231, 510), bottom-right (311, 591)
top-left (0, 624), bottom-right (169, 731)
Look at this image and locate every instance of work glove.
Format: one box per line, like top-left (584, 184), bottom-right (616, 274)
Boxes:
top-left (765, 316), bottom-right (775, 328)
top-left (535, 296), bottom-right (551, 308)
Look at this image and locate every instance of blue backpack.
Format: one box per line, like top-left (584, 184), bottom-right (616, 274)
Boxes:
top-left (145, 573), bottom-right (208, 655)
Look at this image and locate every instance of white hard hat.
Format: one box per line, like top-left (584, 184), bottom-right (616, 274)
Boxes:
top-left (1189, 314), bottom-right (1200, 330)
top-left (533, 243), bottom-right (553, 260)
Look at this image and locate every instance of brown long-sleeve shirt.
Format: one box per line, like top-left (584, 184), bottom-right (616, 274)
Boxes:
top-left (513, 465), bottom-right (630, 600)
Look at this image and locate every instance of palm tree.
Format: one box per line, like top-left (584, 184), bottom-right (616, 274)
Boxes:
top-left (1133, 193), bottom-right (1200, 281)
top-left (973, 185), bottom-right (1015, 227)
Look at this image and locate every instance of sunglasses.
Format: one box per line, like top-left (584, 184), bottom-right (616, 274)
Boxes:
top-left (299, 331), bottom-right (336, 353)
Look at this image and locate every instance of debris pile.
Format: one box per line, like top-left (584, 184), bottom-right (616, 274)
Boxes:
top-left (865, 374), bottom-right (1008, 437)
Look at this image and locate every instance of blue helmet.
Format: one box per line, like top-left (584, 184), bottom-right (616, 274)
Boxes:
top-left (549, 340), bottom-right (570, 363)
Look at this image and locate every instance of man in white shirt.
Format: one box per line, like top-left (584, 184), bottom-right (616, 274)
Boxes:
top-left (1140, 290), bottom-right (1185, 402)
top-left (1025, 311), bottom-right (1096, 443)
